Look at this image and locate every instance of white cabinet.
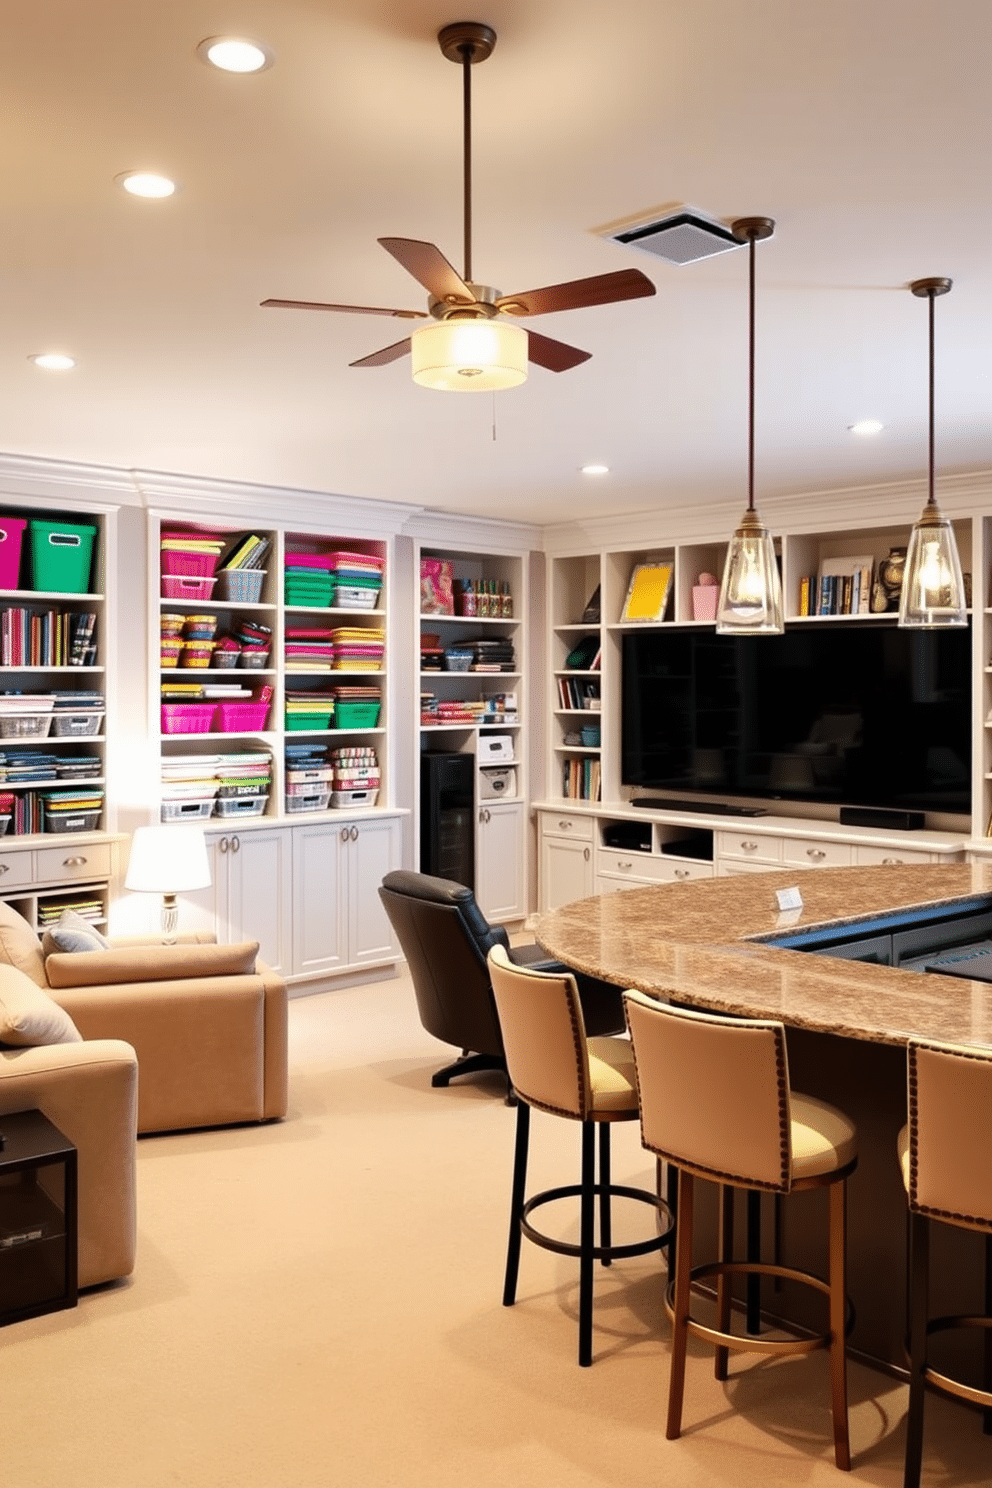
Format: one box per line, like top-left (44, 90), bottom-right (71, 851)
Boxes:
top-left (539, 811), bottom-right (595, 911)
top-left (187, 825), bottom-right (294, 977)
top-left (476, 800), bottom-right (524, 921)
top-left (292, 814), bottom-right (401, 980)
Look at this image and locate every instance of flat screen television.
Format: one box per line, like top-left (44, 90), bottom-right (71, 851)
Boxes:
top-left (621, 623), bottom-right (971, 817)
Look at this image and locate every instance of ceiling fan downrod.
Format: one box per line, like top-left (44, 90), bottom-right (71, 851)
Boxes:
top-left (438, 22), bottom-right (497, 291)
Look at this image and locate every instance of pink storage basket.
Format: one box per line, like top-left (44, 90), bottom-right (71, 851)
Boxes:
top-left (284, 553), bottom-right (336, 570)
top-left (215, 700), bottom-right (271, 732)
top-left (0, 518), bottom-right (27, 589)
top-left (161, 548), bottom-right (221, 578)
top-left (162, 575), bottom-right (217, 601)
top-left (161, 703), bottom-right (216, 734)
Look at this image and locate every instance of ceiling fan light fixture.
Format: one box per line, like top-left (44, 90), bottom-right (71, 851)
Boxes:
top-left (411, 319), bottom-right (527, 392)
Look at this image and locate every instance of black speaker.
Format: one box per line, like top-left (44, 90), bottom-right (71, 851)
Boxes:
top-left (838, 806), bottom-right (925, 832)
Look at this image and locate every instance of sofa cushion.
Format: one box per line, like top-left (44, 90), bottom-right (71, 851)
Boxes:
top-left (0, 901), bottom-right (49, 987)
top-left (41, 909), bottom-right (111, 957)
top-left (0, 963), bottom-right (83, 1047)
top-left (45, 939), bottom-right (260, 989)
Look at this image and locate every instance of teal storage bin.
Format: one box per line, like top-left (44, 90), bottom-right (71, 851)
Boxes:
top-left (29, 520), bottom-right (97, 593)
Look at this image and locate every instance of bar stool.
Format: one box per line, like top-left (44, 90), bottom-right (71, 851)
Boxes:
top-left (487, 945), bottom-right (673, 1367)
top-left (624, 990), bottom-right (858, 1472)
top-left (898, 1037), bottom-right (992, 1488)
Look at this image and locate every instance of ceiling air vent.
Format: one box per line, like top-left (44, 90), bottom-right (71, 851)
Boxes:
top-left (606, 210), bottom-right (741, 266)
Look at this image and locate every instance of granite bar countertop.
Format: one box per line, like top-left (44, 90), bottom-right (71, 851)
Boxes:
top-left (534, 864), bottom-right (992, 1048)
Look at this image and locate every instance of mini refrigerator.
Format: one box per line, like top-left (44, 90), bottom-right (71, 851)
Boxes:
top-left (420, 751), bottom-right (475, 888)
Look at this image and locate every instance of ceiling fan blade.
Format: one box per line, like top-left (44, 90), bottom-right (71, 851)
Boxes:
top-left (261, 298), bottom-right (426, 319)
top-left (497, 267), bottom-right (655, 318)
top-left (349, 337), bottom-right (413, 369)
top-left (378, 238), bottom-right (475, 306)
top-left (526, 330), bottom-right (591, 373)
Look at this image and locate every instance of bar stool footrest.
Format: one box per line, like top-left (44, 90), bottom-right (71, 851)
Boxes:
top-left (521, 1182), bottom-right (673, 1263)
top-left (666, 1259), bottom-right (856, 1356)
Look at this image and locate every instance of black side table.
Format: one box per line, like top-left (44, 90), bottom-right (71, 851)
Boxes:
top-left (0, 1108), bottom-right (78, 1325)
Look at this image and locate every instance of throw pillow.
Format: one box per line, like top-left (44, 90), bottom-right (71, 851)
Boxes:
top-left (41, 909), bottom-right (111, 957)
top-left (0, 963), bottom-right (82, 1047)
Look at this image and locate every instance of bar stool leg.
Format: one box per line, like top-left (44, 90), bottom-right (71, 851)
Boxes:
top-left (984, 1232), bottom-right (992, 1435)
top-left (746, 1188), bottom-right (762, 1334)
top-left (579, 1120), bottom-right (596, 1367)
top-left (828, 1176), bottom-right (852, 1471)
top-left (667, 1169), bottom-right (695, 1440)
top-left (715, 1184), bottom-right (734, 1381)
top-left (599, 1121), bottom-right (612, 1267)
top-left (503, 1098), bottom-right (530, 1307)
top-left (904, 1210), bottom-right (929, 1488)
top-left (666, 1160), bottom-right (678, 1275)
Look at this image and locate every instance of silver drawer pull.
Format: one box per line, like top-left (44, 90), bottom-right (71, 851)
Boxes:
top-left (674, 868), bottom-right (690, 879)
top-left (618, 859), bottom-right (632, 871)
top-left (0, 864), bottom-right (8, 875)
top-left (882, 856), bottom-right (901, 865)
top-left (583, 847), bottom-right (590, 861)
top-left (558, 819), bottom-right (572, 830)
top-left (63, 856), bottom-right (87, 867)
top-left (741, 841), bottom-right (758, 852)
top-left (806, 848), bottom-right (826, 860)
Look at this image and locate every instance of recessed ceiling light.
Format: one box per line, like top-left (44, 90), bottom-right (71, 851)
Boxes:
top-left (197, 36), bottom-right (273, 73)
top-left (29, 353), bottom-right (76, 371)
top-left (116, 172), bottom-right (176, 199)
top-left (581, 464), bottom-right (609, 476)
top-left (848, 420), bottom-right (884, 436)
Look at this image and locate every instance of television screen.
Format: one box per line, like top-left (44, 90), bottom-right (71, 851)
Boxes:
top-left (621, 623), bottom-right (971, 816)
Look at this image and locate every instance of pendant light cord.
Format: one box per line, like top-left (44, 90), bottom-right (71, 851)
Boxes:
top-left (927, 285), bottom-right (936, 512)
top-left (747, 230), bottom-right (756, 515)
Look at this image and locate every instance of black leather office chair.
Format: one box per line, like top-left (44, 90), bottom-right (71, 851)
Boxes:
top-left (379, 869), bottom-right (624, 1089)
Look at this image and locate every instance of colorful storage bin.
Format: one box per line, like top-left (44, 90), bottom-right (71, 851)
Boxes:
top-left (29, 520), bottom-right (96, 594)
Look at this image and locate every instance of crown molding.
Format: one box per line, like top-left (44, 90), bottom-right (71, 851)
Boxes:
top-left (542, 469), bottom-right (992, 554)
top-left (0, 450), bottom-right (135, 510)
top-left (402, 506), bottom-right (544, 553)
top-left (132, 468), bottom-right (420, 536)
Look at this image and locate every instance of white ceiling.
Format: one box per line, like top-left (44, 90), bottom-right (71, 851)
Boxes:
top-left (2, 0), bottom-right (989, 526)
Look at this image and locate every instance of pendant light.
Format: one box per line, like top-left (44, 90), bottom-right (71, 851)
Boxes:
top-left (898, 278), bottom-right (967, 627)
top-left (715, 218), bottom-right (783, 634)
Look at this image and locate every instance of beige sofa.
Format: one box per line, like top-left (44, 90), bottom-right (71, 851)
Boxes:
top-left (0, 902), bottom-right (289, 1290)
top-left (0, 903), bottom-right (288, 1135)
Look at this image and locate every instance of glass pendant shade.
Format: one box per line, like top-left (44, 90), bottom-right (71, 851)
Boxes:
top-left (898, 502), bottom-right (967, 627)
top-left (715, 508), bottom-right (784, 633)
top-left (411, 319), bottom-right (527, 391)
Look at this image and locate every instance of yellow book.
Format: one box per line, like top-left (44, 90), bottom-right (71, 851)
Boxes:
top-left (621, 561), bottom-right (673, 622)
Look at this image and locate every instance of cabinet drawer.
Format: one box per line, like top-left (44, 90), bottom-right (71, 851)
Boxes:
top-left (853, 844), bottom-right (934, 866)
top-left (541, 811), bottom-right (594, 842)
top-left (0, 850), bottom-right (36, 891)
top-left (781, 837), bottom-right (852, 869)
top-left (598, 850), bottom-right (711, 884)
top-left (35, 843), bottom-right (112, 884)
top-left (716, 831), bottom-right (781, 864)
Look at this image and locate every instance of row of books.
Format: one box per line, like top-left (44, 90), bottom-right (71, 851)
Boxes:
top-left (221, 533), bottom-right (272, 570)
top-left (562, 755), bottom-right (601, 802)
top-left (556, 676), bottom-right (599, 710)
top-left (0, 608), bottom-right (97, 666)
top-left (798, 563), bottom-right (874, 617)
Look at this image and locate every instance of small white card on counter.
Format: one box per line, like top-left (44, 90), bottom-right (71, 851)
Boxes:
top-left (775, 885), bottom-right (804, 912)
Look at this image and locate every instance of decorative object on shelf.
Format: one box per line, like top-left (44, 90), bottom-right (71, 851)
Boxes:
top-left (873, 546), bottom-right (907, 612)
top-left (691, 572), bottom-right (719, 622)
top-left (260, 22), bottom-right (654, 388)
top-left (420, 558), bottom-right (454, 615)
top-left (715, 217), bottom-right (784, 635)
top-left (621, 561), bottom-right (673, 623)
top-left (899, 278), bottom-right (967, 628)
top-left (564, 636), bottom-right (599, 670)
top-left (125, 824), bottom-right (211, 944)
top-left (580, 584), bottom-right (601, 623)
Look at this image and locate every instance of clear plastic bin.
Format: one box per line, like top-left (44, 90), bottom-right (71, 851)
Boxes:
top-left (0, 714), bottom-right (53, 739)
top-left (160, 798), bottom-right (215, 821)
top-left (50, 710), bottom-right (104, 737)
top-left (285, 790), bottom-right (331, 813)
top-left (330, 788), bottom-right (379, 808)
top-left (214, 794), bottom-right (268, 817)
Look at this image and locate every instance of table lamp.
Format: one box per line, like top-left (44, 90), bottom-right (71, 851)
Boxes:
top-left (124, 825), bottom-right (211, 944)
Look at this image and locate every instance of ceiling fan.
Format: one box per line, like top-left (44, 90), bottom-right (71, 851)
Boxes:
top-left (260, 21), bottom-right (656, 387)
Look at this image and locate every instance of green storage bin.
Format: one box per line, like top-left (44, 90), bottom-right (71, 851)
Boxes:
top-left (286, 712), bottom-right (333, 731)
top-left (334, 701), bottom-right (382, 729)
top-left (29, 520), bottom-right (97, 593)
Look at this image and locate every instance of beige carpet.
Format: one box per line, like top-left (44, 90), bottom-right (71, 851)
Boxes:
top-left (2, 966), bottom-right (989, 1488)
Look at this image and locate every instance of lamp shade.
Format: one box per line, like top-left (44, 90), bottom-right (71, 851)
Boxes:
top-left (411, 319), bottom-right (527, 391)
top-left (898, 504), bottom-right (967, 627)
top-left (125, 825), bottom-right (211, 894)
top-left (715, 509), bottom-right (784, 634)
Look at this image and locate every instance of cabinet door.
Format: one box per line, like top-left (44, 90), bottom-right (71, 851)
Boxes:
top-left (477, 801), bottom-right (524, 922)
top-left (292, 821), bottom-right (348, 977)
top-left (540, 833), bottom-right (594, 913)
top-left (225, 827), bottom-right (293, 976)
top-left (346, 816), bottom-right (402, 966)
